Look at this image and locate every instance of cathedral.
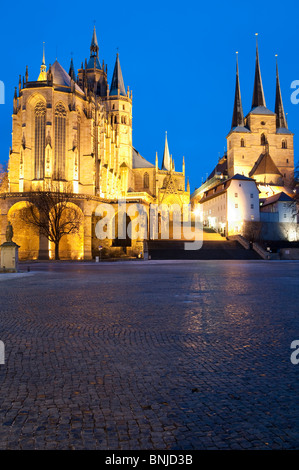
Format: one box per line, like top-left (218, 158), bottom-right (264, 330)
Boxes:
top-left (191, 39), bottom-right (297, 239)
top-left (0, 27), bottom-right (190, 260)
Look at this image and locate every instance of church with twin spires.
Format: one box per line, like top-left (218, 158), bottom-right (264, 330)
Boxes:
top-left (1, 27), bottom-right (190, 260)
top-left (191, 38), bottom-right (296, 238)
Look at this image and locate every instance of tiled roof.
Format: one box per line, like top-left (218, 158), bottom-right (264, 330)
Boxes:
top-left (132, 148), bottom-right (154, 169)
top-left (249, 152), bottom-right (282, 177)
top-left (51, 60), bottom-right (83, 93)
top-left (110, 54), bottom-right (126, 96)
top-left (261, 191), bottom-right (294, 206)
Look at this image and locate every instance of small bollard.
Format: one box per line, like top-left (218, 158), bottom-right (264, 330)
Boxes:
top-left (95, 256), bottom-right (99, 263)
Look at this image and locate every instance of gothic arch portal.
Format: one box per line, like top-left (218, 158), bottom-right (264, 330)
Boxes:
top-left (7, 201), bottom-right (40, 260)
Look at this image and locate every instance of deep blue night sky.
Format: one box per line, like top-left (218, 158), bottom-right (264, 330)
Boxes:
top-left (1, 0), bottom-right (299, 192)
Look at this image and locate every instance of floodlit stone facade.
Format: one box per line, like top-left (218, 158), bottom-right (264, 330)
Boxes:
top-left (0, 28), bottom-right (189, 260)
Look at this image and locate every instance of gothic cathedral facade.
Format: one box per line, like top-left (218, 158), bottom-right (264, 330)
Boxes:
top-left (0, 28), bottom-right (190, 260)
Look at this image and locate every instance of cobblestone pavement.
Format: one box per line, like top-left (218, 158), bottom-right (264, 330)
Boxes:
top-left (0, 260), bottom-right (299, 450)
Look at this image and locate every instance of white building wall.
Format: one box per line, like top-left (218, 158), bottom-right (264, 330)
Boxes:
top-left (277, 201), bottom-right (294, 223)
top-left (227, 179), bottom-right (260, 234)
top-left (200, 178), bottom-right (260, 236)
top-left (202, 192), bottom-right (227, 234)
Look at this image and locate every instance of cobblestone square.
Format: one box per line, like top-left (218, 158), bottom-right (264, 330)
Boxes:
top-left (0, 260), bottom-right (299, 450)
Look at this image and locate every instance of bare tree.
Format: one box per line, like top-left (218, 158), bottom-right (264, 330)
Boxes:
top-left (243, 220), bottom-right (263, 243)
top-left (20, 181), bottom-right (83, 260)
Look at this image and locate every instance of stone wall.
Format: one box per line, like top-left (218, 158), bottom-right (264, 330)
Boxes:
top-left (243, 220), bottom-right (299, 242)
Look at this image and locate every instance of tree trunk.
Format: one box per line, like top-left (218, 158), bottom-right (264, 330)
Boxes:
top-left (54, 242), bottom-right (60, 260)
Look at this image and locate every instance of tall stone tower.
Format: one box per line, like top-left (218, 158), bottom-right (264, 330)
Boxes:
top-left (226, 40), bottom-right (294, 188)
top-left (8, 26), bottom-right (134, 199)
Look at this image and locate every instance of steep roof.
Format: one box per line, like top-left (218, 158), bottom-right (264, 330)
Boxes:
top-left (261, 191), bottom-right (294, 207)
top-left (230, 173), bottom-right (256, 181)
top-left (90, 26), bottom-right (98, 50)
top-left (251, 38), bottom-right (266, 109)
top-left (132, 148), bottom-right (154, 169)
top-left (229, 125), bottom-right (251, 133)
top-left (207, 157), bottom-right (228, 180)
top-left (275, 60), bottom-right (288, 130)
top-left (110, 53), bottom-right (126, 96)
top-left (248, 105), bottom-right (275, 116)
top-left (199, 174), bottom-right (257, 204)
top-left (87, 56), bottom-right (101, 70)
top-left (69, 57), bottom-right (75, 80)
top-left (51, 60), bottom-right (83, 93)
top-left (161, 132), bottom-right (170, 171)
top-left (249, 152), bottom-right (282, 177)
top-left (231, 53), bottom-right (245, 129)
top-left (86, 26), bottom-right (101, 70)
top-left (276, 127), bottom-right (293, 135)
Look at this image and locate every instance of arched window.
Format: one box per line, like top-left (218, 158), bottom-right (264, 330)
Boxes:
top-left (54, 103), bottom-right (66, 179)
top-left (240, 138), bottom-right (245, 147)
top-left (34, 101), bottom-right (46, 179)
top-left (144, 172), bottom-right (149, 189)
top-left (282, 140), bottom-right (287, 149)
top-left (261, 133), bottom-right (266, 146)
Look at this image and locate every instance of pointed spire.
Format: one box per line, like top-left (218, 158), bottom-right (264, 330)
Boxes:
top-left (47, 64), bottom-right (53, 85)
top-left (275, 56), bottom-right (288, 130)
top-left (42, 41), bottom-right (45, 65)
top-left (155, 152), bottom-right (158, 170)
top-left (13, 87), bottom-right (17, 114)
top-left (251, 34), bottom-right (266, 109)
top-left (90, 25), bottom-right (99, 57)
top-left (38, 42), bottom-right (47, 81)
top-left (182, 156), bottom-right (185, 175)
top-left (231, 52), bottom-right (244, 128)
top-left (161, 132), bottom-right (171, 171)
top-left (86, 26), bottom-right (101, 70)
top-left (69, 56), bottom-right (76, 81)
top-left (110, 53), bottom-right (126, 96)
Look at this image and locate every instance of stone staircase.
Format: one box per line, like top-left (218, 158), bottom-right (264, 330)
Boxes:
top-left (147, 229), bottom-right (262, 260)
